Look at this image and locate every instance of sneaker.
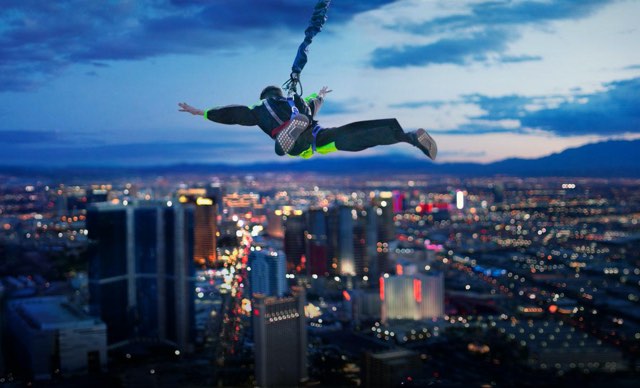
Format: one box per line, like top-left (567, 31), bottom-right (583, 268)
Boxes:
top-left (275, 115), bottom-right (310, 155)
top-left (410, 128), bottom-right (437, 160)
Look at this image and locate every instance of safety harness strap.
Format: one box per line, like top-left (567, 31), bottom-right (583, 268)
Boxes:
top-left (311, 124), bottom-right (323, 153)
top-left (269, 98), bottom-right (304, 138)
top-left (263, 100), bottom-right (283, 125)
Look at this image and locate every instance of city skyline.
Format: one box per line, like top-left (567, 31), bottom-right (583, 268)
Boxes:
top-left (1, 0), bottom-right (639, 166)
top-left (1, 172), bottom-right (639, 386)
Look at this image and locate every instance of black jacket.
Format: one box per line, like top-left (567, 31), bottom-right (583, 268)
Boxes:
top-left (205, 93), bottom-right (324, 138)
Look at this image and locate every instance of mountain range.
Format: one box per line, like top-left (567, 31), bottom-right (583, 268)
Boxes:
top-left (2, 139), bottom-right (639, 178)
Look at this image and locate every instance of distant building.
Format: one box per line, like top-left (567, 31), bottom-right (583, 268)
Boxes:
top-left (86, 202), bottom-right (196, 352)
top-left (177, 188), bottom-right (218, 266)
top-left (381, 272), bottom-right (444, 323)
top-left (362, 349), bottom-right (421, 388)
top-left (392, 190), bottom-right (405, 213)
top-left (306, 208), bottom-right (329, 276)
top-left (350, 289), bottom-right (382, 322)
top-left (353, 213), bottom-right (368, 276)
top-left (265, 208), bottom-right (285, 238)
top-left (365, 207), bottom-right (380, 277)
top-left (253, 287), bottom-right (307, 387)
top-left (249, 249), bottom-right (286, 297)
top-left (284, 213), bottom-right (306, 273)
top-left (5, 296), bottom-right (107, 380)
top-left (369, 194), bottom-right (394, 276)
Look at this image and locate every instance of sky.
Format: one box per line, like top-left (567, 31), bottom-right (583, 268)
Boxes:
top-left (0, 0), bottom-right (639, 167)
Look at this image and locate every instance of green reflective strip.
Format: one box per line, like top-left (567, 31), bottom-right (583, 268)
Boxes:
top-left (289, 146), bottom-right (314, 159)
top-left (249, 101), bottom-right (263, 109)
top-left (203, 109), bottom-right (209, 119)
top-left (316, 142), bottom-right (338, 154)
top-left (304, 93), bottom-right (318, 103)
top-left (288, 142), bottom-right (337, 159)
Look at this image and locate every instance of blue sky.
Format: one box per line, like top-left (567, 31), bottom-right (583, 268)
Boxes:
top-left (1, 0), bottom-right (639, 166)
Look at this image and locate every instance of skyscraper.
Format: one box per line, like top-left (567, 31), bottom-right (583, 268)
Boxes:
top-left (380, 272), bottom-right (444, 323)
top-left (177, 188), bottom-right (218, 267)
top-left (87, 202), bottom-right (195, 352)
top-left (353, 211), bottom-right (368, 276)
top-left (249, 249), bottom-right (286, 297)
top-left (306, 208), bottom-right (329, 276)
top-left (284, 213), bottom-right (306, 273)
top-left (253, 287), bottom-right (307, 387)
top-left (337, 205), bottom-right (355, 275)
top-left (266, 208), bottom-right (285, 238)
top-left (370, 192), bottom-right (394, 275)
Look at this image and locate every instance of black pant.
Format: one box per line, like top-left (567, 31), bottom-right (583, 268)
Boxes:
top-left (288, 118), bottom-right (411, 155)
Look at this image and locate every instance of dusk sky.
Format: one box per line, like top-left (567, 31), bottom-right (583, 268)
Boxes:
top-left (1, 0), bottom-right (639, 166)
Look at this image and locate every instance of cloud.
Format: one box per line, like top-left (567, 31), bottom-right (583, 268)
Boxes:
top-left (370, 0), bottom-right (613, 68)
top-left (389, 100), bottom-right (449, 109)
top-left (498, 55), bottom-right (542, 63)
top-left (459, 77), bottom-right (640, 136)
top-left (0, 0), bottom-right (396, 91)
top-left (372, 29), bottom-right (515, 68)
top-left (520, 77), bottom-right (640, 136)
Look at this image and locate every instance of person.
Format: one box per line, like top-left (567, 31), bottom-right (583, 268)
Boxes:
top-left (178, 85), bottom-right (437, 160)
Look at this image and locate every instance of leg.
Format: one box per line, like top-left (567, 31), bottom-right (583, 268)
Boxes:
top-left (316, 119), bottom-right (411, 152)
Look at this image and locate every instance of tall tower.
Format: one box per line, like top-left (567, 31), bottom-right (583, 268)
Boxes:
top-left (337, 205), bottom-right (355, 275)
top-left (87, 202), bottom-right (195, 352)
top-left (306, 208), bottom-right (329, 276)
top-left (284, 213), bottom-right (306, 273)
top-left (353, 210), bottom-right (368, 276)
top-left (177, 189), bottom-right (218, 267)
top-left (365, 207), bottom-right (380, 278)
top-left (253, 287), bottom-right (307, 387)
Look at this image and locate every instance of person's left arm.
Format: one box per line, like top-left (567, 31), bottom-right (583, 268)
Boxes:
top-left (304, 86), bottom-right (332, 116)
top-left (178, 102), bottom-right (258, 126)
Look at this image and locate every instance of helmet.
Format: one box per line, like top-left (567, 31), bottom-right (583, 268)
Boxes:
top-left (260, 85), bottom-right (284, 100)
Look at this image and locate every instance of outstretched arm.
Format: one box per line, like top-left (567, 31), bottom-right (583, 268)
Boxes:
top-left (306, 86), bottom-right (332, 116)
top-left (178, 102), bottom-right (204, 116)
top-left (178, 102), bottom-right (259, 126)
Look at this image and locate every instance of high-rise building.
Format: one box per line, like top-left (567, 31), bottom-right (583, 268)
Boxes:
top-left (249, 249), bottom-right (286, 297)
top-left (253, 287), bottom-right (307, 387)
top-left (266, 209), bottom-right (285, 238)
top-left (365, 207), bottom-right (380, 278)
top-left (5, 296), bottom-right (107, 380)
top-left (372, 192), bottom-right (395, 243)
top-left (284, 213), bottom-right (306, 273)
top-left (177, 188), bottom-right (218, 266)
top-left (353, 212), bottom-right (368, 276)
top-left (380, 272), bottom-right (444, 323)
top-left (87, 202), bottom-right (195, 352)
top-left (337, 205), bottom-right (355, 275)
top-left (306, 208), bottom-right (329, 276)
top-left (369, 193), bottom-right (394, 276)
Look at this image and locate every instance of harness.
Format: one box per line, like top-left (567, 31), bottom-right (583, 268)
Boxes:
top-left (264, 97), bottom-right (325, 156)
top-left (265, 97), bottom-right (300, 137)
